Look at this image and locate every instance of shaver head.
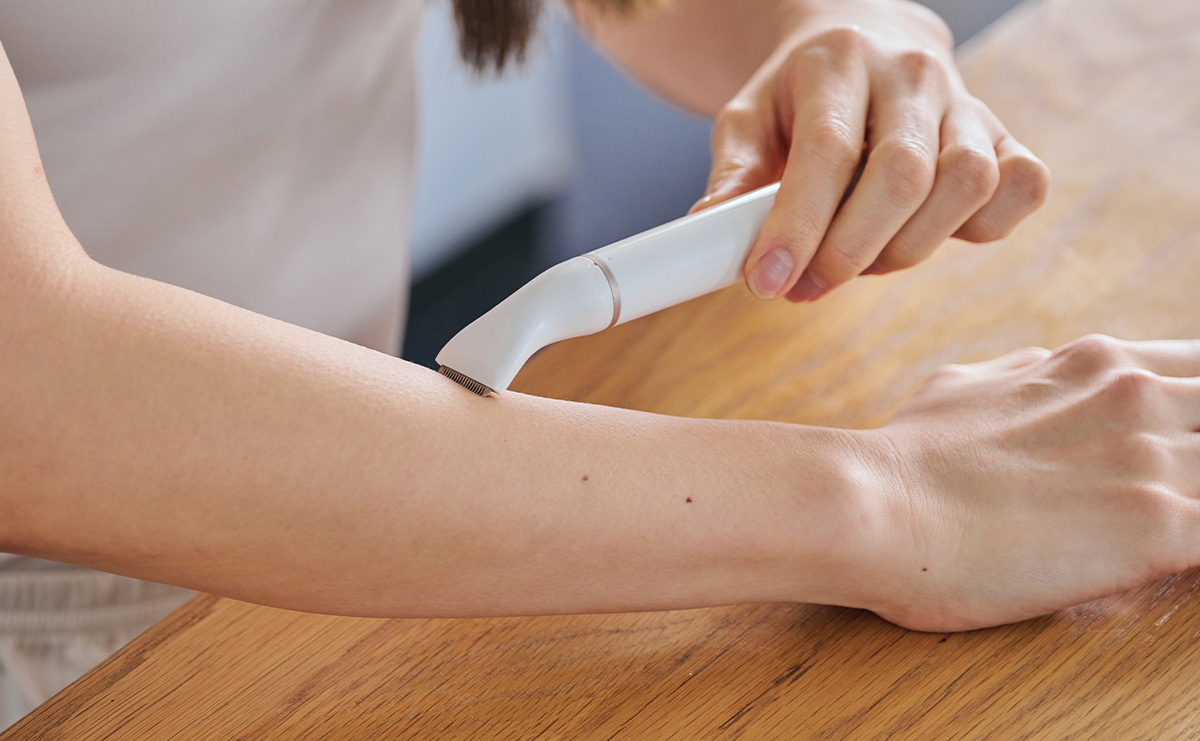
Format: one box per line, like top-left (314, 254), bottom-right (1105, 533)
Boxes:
top-left (437, 365), bottom-right (495, 397)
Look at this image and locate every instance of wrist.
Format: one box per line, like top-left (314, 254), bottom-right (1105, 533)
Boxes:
top-left (757, 424), bottom-right (902, 612)
top-left (839, 426), bottom-right (951, 627)
top-left (780, 0), bottom-right (955, 53)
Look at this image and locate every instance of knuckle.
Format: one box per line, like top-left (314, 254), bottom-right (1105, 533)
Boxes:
top-left (809, 24), bottom-right (868, 56)
top-left (1001, 153), bottom-right (1052, 208)
top-left (815, 239), bottom-right (875, 280)
top-left (1055, 333), bottom-right (1124, 371)
top-left (1073, 333), bottom-right (1121, 351)
top-left (940, 145), bottom-right (1000, 203)
top-left (712, 103), bottom-right (759, 138)
top-left (875, 139), bottom-right (936, 204)
top-left (802, 119), bottom-right (863, 172)
top-left (1101, 368), bottom-right (1162, 407)
top-left (772, 203), bottom-right (829, 251)
top-left (896, 48), bottom-right (948, 86)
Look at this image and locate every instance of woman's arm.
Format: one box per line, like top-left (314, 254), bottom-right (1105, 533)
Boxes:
top-left (4, 40), bottom-right (1198, 631)
top-left (575, 0), bottom-right (918, 117)
top-left (6, 256), bottom-right (874, 618)
top-left (0, 42), bottom-right (870, 618)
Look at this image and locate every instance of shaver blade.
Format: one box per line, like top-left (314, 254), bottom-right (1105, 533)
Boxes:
top-left (438, 366), bottom-right (495, 397)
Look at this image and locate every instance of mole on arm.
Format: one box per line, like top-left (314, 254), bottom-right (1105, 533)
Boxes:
top-left (581, 474), bottom-right (589, 482)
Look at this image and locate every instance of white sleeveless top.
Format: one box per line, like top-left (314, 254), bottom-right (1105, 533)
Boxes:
top-left (0, 1), bottom-right (425, 573)
top-left (1, 0), bottom-right (425, 352)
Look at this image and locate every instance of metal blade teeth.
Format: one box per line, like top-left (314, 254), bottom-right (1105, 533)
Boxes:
top-left (438, 366), bottom-right (495, 397)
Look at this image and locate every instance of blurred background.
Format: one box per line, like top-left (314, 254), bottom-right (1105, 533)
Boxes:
top-left (401, 0), bottom-right (1023, 366)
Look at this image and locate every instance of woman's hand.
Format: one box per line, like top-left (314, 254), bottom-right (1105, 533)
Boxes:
top-left (855, 336), bottom-right (1200, 632)
top-left (693, 0), bottom-right (1051, 301)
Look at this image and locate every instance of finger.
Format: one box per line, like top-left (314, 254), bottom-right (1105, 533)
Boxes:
top-left (692, 99), bottom-right (786, 214)
top-left (743, 37), bottom-right (870, 299)
top-left (954, 131), bottom-right (1051, 243)
top-left (1111, 374), bottom-right (1200, 434)
top-left (1050, 335), bottom-right (1200, 386)
top-left (863, 104), bottom-right (1000, 275)
top-left (1122, 340), bottom-right (1200, 379)
top-left (792, 52), bottom-right (945, 300)
top-left (1159, 377), bottom-right (1200, 431)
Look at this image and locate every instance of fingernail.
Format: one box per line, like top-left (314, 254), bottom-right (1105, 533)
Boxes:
top-left (749, 249), bottom-right (794, 299)
top-left (861, 261), bottom-right (886, 276)
top-left (790, 272), bottom-right (827, 302)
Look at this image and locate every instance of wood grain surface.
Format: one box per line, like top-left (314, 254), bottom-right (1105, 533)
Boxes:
top-left (9, 0), bottom-right (1200, 737)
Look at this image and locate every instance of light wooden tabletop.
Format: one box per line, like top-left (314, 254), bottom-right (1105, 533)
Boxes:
top-left (9, 0), bottom-right (1200, 736)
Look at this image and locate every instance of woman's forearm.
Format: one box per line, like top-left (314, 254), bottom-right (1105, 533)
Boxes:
top-left (576, 0), bottom-right (953, 117)
top-left (0, 38), bottom-right (878, 621)
top-left (2, 251), bottom-right (878, 618)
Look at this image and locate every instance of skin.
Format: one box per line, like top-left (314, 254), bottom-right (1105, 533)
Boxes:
top-left (579, 0), bottom-right (1052, 301)
top-left (1, 6), bottom-right (1197, 632)
top-left (872, 340), bottom-right (1200, 631)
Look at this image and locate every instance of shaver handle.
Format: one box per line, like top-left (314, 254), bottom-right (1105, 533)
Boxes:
top-left (588, 181), bottom-right (779, 326)
top-left (435, 181), bottom-right (781, 395)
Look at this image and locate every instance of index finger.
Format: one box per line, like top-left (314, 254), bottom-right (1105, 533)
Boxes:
top-left (743, 47), bottom-right (869, 299)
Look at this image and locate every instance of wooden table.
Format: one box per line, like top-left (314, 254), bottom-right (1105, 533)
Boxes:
top-left (10, 0), bottom-right (1200, 736)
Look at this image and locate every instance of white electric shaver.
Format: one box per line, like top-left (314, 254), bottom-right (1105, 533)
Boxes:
top-left (436, 182), bottom-right (780, 396)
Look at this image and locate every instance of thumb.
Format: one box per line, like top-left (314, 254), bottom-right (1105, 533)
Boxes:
top-left (690, 104), bottom-right (783, 213)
